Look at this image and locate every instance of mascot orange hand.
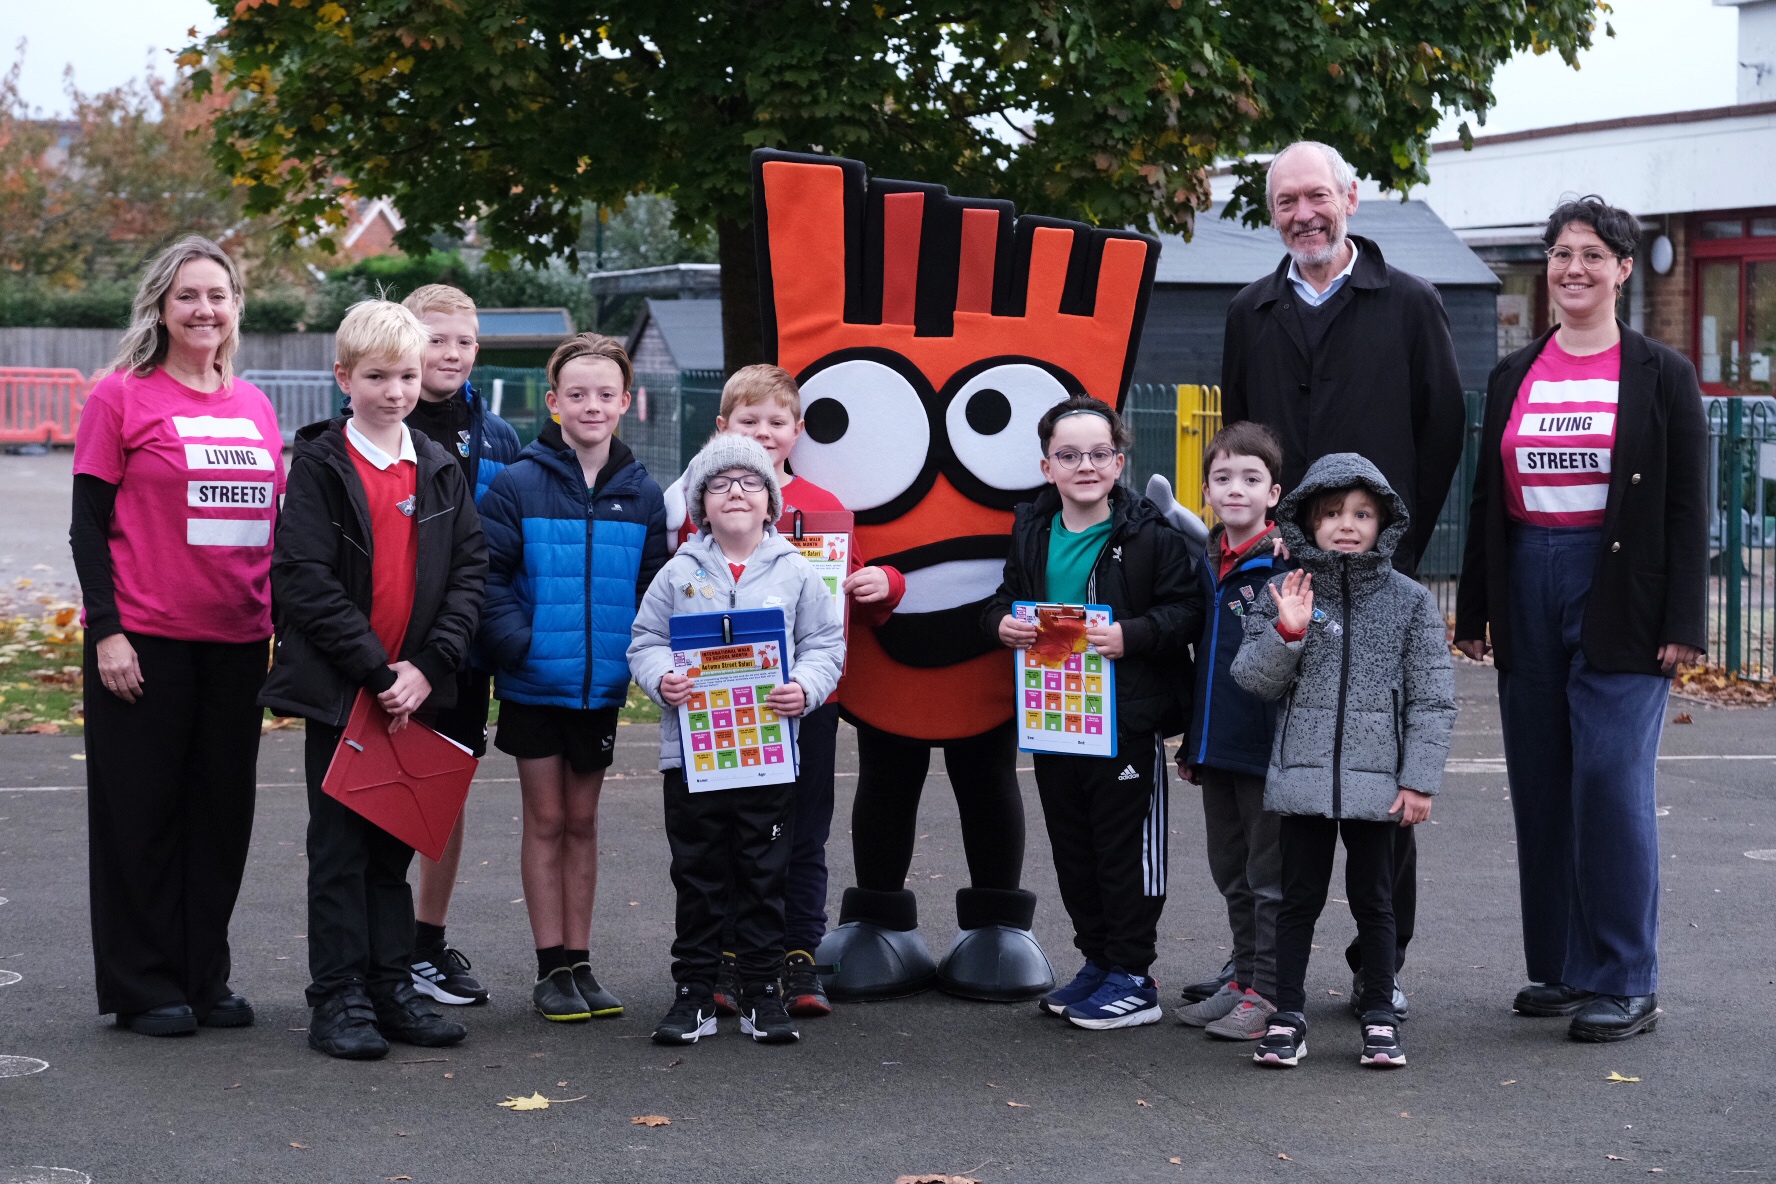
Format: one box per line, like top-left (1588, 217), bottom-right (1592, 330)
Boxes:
top-left (751, 150), bottom-right (1159, 740)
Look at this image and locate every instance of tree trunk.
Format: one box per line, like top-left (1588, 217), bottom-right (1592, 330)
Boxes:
top-left (717, 215), bottom-right (765, 374)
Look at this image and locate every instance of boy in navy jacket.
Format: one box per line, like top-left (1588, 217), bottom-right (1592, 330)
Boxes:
top-left (477, 334), bottom-right (668, 1024)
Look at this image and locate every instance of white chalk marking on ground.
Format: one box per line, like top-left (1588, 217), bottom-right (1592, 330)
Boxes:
top-left (0, 1056), bottom-right (50, 1079)
top-left (1445, 755), bottom-right (1776, 775)
top-left (0, 1169), bottom-right (93, 1184)
top-left (1747, 850), bottom-right (1776, 862)
top-left (0, 971), bottom-right (20, 987)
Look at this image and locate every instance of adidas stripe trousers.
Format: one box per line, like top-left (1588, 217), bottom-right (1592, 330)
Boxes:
top-left (1032, 733), bottom-right (1169, 976)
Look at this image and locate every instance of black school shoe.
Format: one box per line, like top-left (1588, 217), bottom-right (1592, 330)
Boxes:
top-left (738, 981), bottom-right (801, 1044)
top-left (713, 952), bottom-right (740, 1017)
top-left (1253, 1010), bottom-right (1306, 1068)
top-left (1513, 981), bottom-right (1597, 1017)
top-left (1358, 1011), bottom-right (1406, 1068)
top-left (1181, 958), bottom-right (1236, 1005)
top-left (1349, 970), bottom-right (1409, 1021)
top-left (1569, 993), bottom-right (1661, 1042)
top-left (783, 950), bottom-right (833, 1018)
top-left (533, 966), bottom-right (592, 1022)
top-left (308, 985), bottom-right (388, 1060)
top-left (118, 1002), bottom-right (198, 1037)
top-left (571, 963), bottom-right (624, 1017)
top-left (373, 982), bottom-right (467, 1047)
top-left (652, 984), bottom-right (719, 1045)
top-left (412, 945), bottom-right (489, 1006)
top-left (199, 991), bottom-right (255, 1028)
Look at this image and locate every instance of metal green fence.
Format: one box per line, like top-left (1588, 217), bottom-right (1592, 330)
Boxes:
top-left (476, 366), bottom-right (551, 445)
top-left (1706, 396), bottom-right (1775, 681)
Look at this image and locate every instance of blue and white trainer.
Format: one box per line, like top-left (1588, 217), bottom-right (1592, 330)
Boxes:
top-left (1040, 959), bottom-right (1110, 1017)
top-left (1063, 968), bottom-right (1162, 1030)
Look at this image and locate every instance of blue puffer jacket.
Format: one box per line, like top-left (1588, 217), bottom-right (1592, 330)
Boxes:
top-left (462, 381), bottom-right (523, 506)
top-left (1186, 524), bottom-right (1290, 777)
top-left (478, 424), bottom-right (668, 709)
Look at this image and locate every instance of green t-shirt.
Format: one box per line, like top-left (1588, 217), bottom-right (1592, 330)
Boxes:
top-left (1045, 514), bottom-right (1114, 604)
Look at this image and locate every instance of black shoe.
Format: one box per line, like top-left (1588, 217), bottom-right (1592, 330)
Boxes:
top-left (571, 963), bottom-right (624, 1017)
top-left (1349, 969), bottom-right (1409, 1021)
top-left (1514, 981), bottom-right (1597, 1017)
top-left (1359, 1010), bottom-right (1406, 1068)
top-left (713, 952), bottom-right (740, 1017)
top-left (1569, 993), bottom-right (1660, 1042)
top-left (412, 945), bottom-right (489, 1006)
top-left (307, 986), bottom-right (388, 1060)
top-left (199, 992), bottom-right (254, 1028)
top-left (1181, 959), bottom-right (1236, 1005)
top-left (783, 950), bottom-right (833, 1018)
top-left (373, 982), bottom-right (467, 1047)
top-left (532, 966), bottom-right (591, 1022)
top-left (652, 983), bottom-right (718, 1045)
top-left (1253, 1010), bottom-right (1306, 1068)
top-left (119, 1003), bottom-right (198, 1037)
top-left (738, 981), bottom-right (800, 1044)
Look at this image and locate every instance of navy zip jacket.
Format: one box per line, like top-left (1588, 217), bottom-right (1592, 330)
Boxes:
top-left (477, 424), bottom-right (668, 709)
top-left (1185, 524), bottom-right (1290, 777)
top-left (461, 381), bottom-right (523, 506)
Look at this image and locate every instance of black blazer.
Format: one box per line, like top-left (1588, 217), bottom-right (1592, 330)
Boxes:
top-left (1454, 324), bottom-right (1708, 676)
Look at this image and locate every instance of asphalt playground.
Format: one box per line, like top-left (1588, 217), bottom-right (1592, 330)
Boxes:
top-left (1, 450), bottom-right (1773, 1182)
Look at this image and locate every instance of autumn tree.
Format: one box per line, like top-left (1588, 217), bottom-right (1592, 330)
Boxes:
top-left (192, 1), bottom-right (1608, 368)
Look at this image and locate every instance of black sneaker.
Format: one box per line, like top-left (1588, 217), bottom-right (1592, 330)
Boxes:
top-left (1358, 1010), bottom-right (1406, 1068)
top-left (1181, 959), bottom-right (1236, 1005)
top-left (412, 945), bottom-right (489, 1006)
top-left (652, 984), bottom-right (719, 1045)
top-left (713, 952), bottom-right (740, 1017)
top-left (1253, 1011), bottom-right (1306, 1068)
top-left (571, 963), bottom-right (624, 1017)
top-left (783, 950), bottom-right (832, 1018)
top-left (533, 966), bottom-right (592, 1022)
top-left (373, 982), bottom-right (467, 1047)
top-left (738, 981), bottom-right (800, 1044)
top-left (307, 985), bottom-right (388, 1060)
top-left (1349, 969), bottom-right (1409, 1021)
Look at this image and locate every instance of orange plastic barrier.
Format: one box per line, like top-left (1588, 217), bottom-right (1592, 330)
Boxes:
top-left (0, 367), bottom-right (89, 444)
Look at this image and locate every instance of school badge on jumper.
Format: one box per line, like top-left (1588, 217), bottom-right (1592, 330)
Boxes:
top-left (396, 495), bottom-right (416, 517)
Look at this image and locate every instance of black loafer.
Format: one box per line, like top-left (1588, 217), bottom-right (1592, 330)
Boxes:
top-left (373, 982), bottom-right (467, 1047)
top-left (120, 1003), bottom-right (198, 1037)
top-left (1570, 993), bottom-right (1660, 1042)
top-left (308, 985), bottom-right (389, 1060)
top-left (1514, 981), bottom-right (1596, 1017)
top-left (199, 992), bottom-right (255, 1028)
top-left (1180, 959), bottom-right (1237, 1005)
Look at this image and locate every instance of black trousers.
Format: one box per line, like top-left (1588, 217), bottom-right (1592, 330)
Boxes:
top-left (1274, 814), bottom-right (1399, 1017)
top-left (304, 723), bottom-right (417, 1005)
top-left (1033, 733), bottom-right (1169, 976)
top-left (851, 718), bottom-right (1024, 893)
top-left (664, 768), bottom-right (796, 985)
top-left (84, 632), bottom-right (266, 1018)
top-left (430, 668), bottom-right (491, 756)
top-left (1344, 825), bottom-right (1415, 976)
top-left (785, 702), bottom-right (840, 952)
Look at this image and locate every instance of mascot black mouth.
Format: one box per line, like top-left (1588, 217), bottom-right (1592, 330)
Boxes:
top-left (870, 536), bottom-right (1010, 669)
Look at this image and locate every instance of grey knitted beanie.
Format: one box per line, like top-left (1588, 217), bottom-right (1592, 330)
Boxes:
top-left (683, 433), bottom-right (783, 532)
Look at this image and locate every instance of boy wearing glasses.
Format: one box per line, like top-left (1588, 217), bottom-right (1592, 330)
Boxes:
top-left (478, 334), bottom-right (668, 1023)
top-left (983, 396), bottom-right (1204, 1030)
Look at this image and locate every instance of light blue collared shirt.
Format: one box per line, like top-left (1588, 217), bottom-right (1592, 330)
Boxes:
top-left (1286, 239), bottom-right (1359, 307)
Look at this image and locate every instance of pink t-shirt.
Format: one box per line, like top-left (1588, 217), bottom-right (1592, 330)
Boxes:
top-left (73, 368), bottom-right (286, 642)
top-left (1501, 339), bottom-right (1621, 527)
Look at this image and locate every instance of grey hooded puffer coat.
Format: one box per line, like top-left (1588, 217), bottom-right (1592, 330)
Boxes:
top-left (1231, 453), bottom-right (1456, 821)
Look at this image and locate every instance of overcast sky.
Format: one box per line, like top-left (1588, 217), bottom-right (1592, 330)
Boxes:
top-left (8, 0), bottom-right (1744, 134)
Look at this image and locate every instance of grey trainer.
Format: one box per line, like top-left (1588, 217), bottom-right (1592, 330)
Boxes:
top-left (1175, 981), bottom-right (1244, 1027)
top-left (1205, 991), bottom-right (1277, 1040)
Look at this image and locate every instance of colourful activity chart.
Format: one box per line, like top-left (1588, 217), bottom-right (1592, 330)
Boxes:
top-left (670, 608), bottom-right (800, 792)
top-left (776, 509), bottom-right (853, 630)
top-left (1012, 601), bottom-right (1117, 759)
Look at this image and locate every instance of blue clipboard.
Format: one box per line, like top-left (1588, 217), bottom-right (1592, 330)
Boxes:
top-left (1011, 601), bottom-right (1118, 759)
top-left (669, 608), bottom-right (800, 791)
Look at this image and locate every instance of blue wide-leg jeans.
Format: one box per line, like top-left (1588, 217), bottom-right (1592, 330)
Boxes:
top-left (1499, 525), bottom-right (1669, 997)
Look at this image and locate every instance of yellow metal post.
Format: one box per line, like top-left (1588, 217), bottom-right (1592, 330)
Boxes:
top-left (1173, 384), bottom-right (1224, 519)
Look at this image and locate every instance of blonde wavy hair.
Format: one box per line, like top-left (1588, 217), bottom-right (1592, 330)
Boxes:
top-left (110, 236), bottom-right (247, 380)
top-left (335, 299), bottom-right (430, 373)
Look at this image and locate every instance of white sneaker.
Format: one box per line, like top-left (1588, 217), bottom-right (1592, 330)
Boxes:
top-left (1175, 980), bottom-right (1244, 1027)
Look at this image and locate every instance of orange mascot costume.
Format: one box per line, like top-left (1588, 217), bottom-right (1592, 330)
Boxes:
top-left (751, 149), bottom-right (1159, 1000)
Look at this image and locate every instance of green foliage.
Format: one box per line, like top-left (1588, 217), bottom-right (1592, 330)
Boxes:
top-left (305, 251), bottom-right (598, 331)
top-left (578, 195), bottom-right (719, 271)
top-left (0, 277), bottom-right (135, 328)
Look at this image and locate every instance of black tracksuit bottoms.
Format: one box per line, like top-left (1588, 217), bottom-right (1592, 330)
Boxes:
top-left (304, 722), bottom-right (418, 1006)
top-left (1032, 733), bottom-right (1169, 976)
top-left (83, 633), bottom-right (266, 1018)
top-left (1274, 814), bottom-right (1399, 1017)
top-left (663, 767), bottom-right (796, 986)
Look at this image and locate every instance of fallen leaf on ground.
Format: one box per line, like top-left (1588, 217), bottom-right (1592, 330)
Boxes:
top-left (1278, 1153), bottom-right (1293, 1161)
top-left (893, 1176), bottom-right (981, 1184)
top-left (501, 1093), bottom-right (552, 1111)
top-left (225, 1082), bottom-right (241, 1089)
top-left (23, 721), bottom-right (60, 734)
top-left (1607, 1155), bottom-right (1626, 1161)
top-left (1327, 989), bottom-right (1342, 996)
top-left (1671, 712), bottom-right (1693, 725)
top-left (557, 1080), bottom-right (568, 1087)
top-left (1170, 1158), bottom-right (1183, 1165)
top-left (631, 1115), bottom-right (671, 1127)
top-left (1648, 1168), bottom-right (1664, 1173)
top-left (387, 1178), bottom-right (412, 1181)
top-left (1400, 1112), bottom-right (1410, 1118)
top-left (1606, 1071), bottom-right (1641, 1083)
top-left (1137, 1099), bottom-right (1152, 1107)
top-left (1006, 1101), bottom-right (1030, 1108)
top-left (289, 1143), bottom-right (308, 1149)
top-left (442, 1072), bottom-right (454, 1079)
top-left (1500, 1080), bottom-right (1517, 1086)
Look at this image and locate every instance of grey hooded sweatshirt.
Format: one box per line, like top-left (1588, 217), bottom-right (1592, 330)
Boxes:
top-left (628, 529), bottom-right (846, 770)
top-left (1231, 453), bottom-right (1456, 821)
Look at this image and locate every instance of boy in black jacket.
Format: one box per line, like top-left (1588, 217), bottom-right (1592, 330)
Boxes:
top-left (983, 396), bottom-right (1204, 1031)
top-left (260, 301), bottom-right (487, 1060)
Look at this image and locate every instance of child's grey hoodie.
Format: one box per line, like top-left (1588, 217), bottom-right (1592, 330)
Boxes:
top-left (628, 529), bottom-right (846, 771)
top-left (1231, 452), bottom-right (1456, 821)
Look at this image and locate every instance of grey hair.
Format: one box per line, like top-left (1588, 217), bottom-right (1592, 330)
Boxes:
top-left (110, 236), bottom-right (246, 380)
top-left (1265, 141), bottom-right (1358, 208)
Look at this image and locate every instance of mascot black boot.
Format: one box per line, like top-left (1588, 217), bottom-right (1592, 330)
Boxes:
top-left (751, 147), bottom-right (1159, 1002)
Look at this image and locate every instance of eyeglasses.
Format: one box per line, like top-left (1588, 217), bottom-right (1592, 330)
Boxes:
top-left (707, 474), bottom-right (767, 494)
top-left (1049, 447), bottom-right (1121, 470)
top-left (1545, 246), bottom-right (1618, 271)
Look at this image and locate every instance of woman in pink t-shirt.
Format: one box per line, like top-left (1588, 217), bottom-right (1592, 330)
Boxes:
top-left (1454, 198), bottom-right (1707, 1044)
top-left (71, 236), bottom-right (285, 1038)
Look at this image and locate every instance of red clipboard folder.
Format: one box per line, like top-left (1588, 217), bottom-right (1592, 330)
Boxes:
top-left (775, 507), bottom-right (854, 636)
top-left (320, 690), bottom-right (478, 861)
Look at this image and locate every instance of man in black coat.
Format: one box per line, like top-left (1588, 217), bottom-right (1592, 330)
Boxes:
top-left (1214, 140), bottom-right (1466, 1016)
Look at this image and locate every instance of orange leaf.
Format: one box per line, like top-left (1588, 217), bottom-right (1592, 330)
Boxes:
top-left (631, 1115), bottom-right (671, 1127)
